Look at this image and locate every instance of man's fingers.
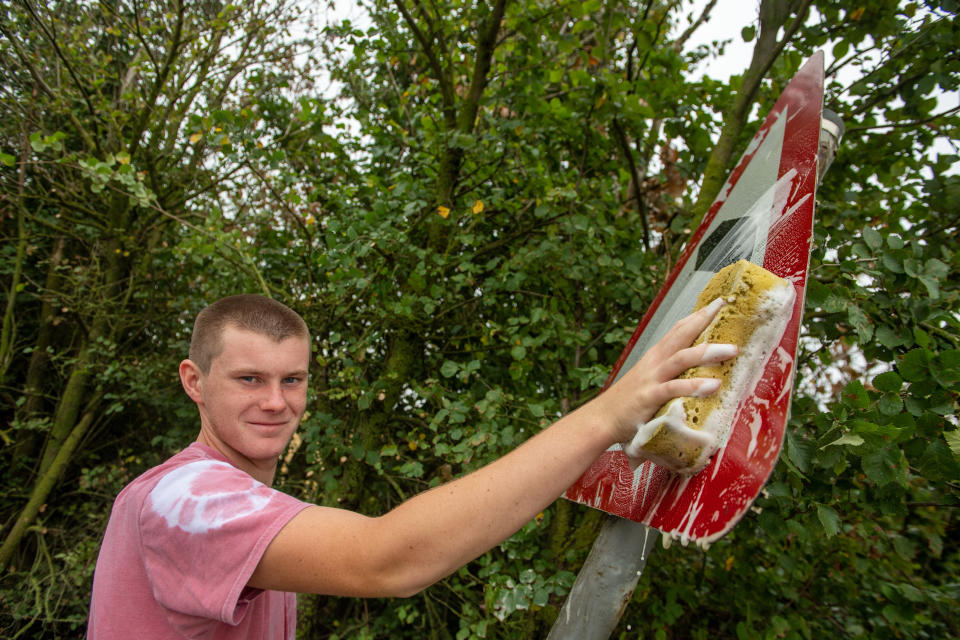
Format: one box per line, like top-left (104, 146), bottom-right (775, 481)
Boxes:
top-left (653, 298), bottom-right (726, 357)
top-left (653, 377), bottom-right (722, 406)
top-left (658, 342), bottom-right (737, 383)
top-left (607, 301), bottom-right (736, 437)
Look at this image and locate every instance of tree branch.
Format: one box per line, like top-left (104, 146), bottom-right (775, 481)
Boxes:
top-left (612, 117), bottom-right (651, 251)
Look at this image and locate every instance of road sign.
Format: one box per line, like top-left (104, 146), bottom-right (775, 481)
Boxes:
top-left (563, 52), bottom-right (825, 548)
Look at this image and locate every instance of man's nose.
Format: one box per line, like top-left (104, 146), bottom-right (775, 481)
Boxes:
top-left (259, 384), bottom-right (287, 411)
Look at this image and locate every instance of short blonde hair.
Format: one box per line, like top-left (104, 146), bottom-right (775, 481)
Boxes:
top-left (189, 294), bottom-right (309, 373)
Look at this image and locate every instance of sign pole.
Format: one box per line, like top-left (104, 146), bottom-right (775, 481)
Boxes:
top-left (546, 72), bottom-right (842, 639)
top-left (546, 517), bottom-right (657, 640)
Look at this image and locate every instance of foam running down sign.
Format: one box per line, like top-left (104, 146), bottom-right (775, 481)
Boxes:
top-left (564, 53), bottom-right (825, 548)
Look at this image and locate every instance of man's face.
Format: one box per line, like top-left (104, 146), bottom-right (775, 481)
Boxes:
top-left (183, 325), bottom-right (310, 478)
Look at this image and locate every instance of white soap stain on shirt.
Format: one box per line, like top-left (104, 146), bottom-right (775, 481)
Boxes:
top-left (148, 460), bottom-right (273, 534)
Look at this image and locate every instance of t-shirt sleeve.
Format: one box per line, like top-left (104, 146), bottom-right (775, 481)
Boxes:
top-left (138, 459), bottom-right (309, 625)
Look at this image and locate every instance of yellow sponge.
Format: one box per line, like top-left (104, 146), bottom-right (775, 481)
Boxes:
top-left (624, 260), bottom-right (795, 475)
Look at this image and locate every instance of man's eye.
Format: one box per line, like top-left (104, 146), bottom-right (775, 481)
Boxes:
top-left (239, 376), bottom-right (259, 383)
top-left (283, 377), bottom-right (303, 385)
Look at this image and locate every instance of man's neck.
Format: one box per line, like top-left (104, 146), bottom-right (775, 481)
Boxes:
top-left (195, 430), bottom-right (278, 485)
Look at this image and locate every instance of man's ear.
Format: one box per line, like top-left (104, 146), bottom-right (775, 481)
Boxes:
top-left (179, 359), bottom-right (204, 404)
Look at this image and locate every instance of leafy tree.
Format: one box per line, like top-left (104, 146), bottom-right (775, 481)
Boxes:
top-left (0, 0), bottom-right (316, 632)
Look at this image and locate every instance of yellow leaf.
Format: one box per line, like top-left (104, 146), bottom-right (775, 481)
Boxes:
top-left (472, 200), bottom-right (484, 214)
top-left (850, 6), bottom-right (865, 20)
top-left (220, 136), bottom-right (230, 146)
top-left (305, 215), bottom-right (316, 226)
top-left (189, 132), bottom-right (202, 144)
top-left (437, 205), bottom-right (451, 219)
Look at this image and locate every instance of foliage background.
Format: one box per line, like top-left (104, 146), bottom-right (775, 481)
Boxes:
top-left (1, 0), bottom-right (958, 638)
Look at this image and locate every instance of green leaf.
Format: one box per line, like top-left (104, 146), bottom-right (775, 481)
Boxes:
top-left (832, 39), bottom-right (850, 61)
top-left (881, 251), bottom-right (904, 274)
top-left (877, 393), bottom-right (903, 416)
top-left (357, 391), bottom-right (373, 410)
top-left (29, 131), bottom-right (44, 152)
top-left (817, 505), bottom-right (841, 537)
top-left (842, 380), bottom-right (870, 409)
top-left (823, 433), bottom-right (864, 448)
top-left (931, 350), bottom-right (960, 388)
top-left (918, 274), bottom-right (939, 299)
top-left (786, 430), bottom-right (815, 475)
top-left (440, 360), bottom-right (459, 378)
top-left (0, 152), bottom-right (14, 167)
top-left (919, 440), bottom-right (960, 481)
top-left (898, 349), bottom-right (930, 382)
top-left (945, 430), bottom-right (960, 461)
top-left (862, 226), bottom-right (882, 250)
top-left (924, 258), bottom-right (948, 279)
top-left (862, 447), bottom-right (902, 487)
top-left (872, 371), bottom-right (902, 392)
top-left (741, 25), bottom-right (756, 42)
top-left (847, 304), bottom-right (873, 343)
top-left (805, 280), bottom-right (830, 307)
top-left (876, 325), bottom-right (909, 350)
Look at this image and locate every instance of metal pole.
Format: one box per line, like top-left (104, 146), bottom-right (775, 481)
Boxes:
top-left (546, 516), bottom-right (658, 640)
top-left (547, 110), bottom-right (844, 640)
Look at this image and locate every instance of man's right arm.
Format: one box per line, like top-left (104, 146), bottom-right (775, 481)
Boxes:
top-left (248, 299), bottom-right (735, 597)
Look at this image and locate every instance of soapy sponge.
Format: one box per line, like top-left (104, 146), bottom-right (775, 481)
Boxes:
top-left (624, 260), bottom-right (795, 475)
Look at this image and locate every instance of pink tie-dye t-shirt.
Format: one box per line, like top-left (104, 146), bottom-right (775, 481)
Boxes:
top-left (88, 443), bottom-right (310, 639)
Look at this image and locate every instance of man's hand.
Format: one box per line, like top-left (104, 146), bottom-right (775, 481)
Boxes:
top-left (594, 297), bottom-right (737, 444)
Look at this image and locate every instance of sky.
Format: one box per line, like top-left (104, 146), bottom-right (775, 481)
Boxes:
top-left (679, 0), bottom-right (757, 79)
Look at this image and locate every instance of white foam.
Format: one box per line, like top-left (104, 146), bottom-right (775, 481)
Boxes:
top-left (623, 399), bottom-right (713, 466)
top-left (703, 344), bottom-right (738, 362)
top-left (693, 281), bottom-right (795, 467)
top-left (691, 378), bottom-right (722, 397)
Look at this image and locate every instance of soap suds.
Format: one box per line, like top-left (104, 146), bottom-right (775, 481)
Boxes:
top-left (691, 378), bottom-right (722, 397)
top-left (703, 344), bottom-right (738, 362)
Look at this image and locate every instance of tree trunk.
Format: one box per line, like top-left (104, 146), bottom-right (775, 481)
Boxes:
top-left (690, 0), bottom-right (812, 224)
top-left (0, 405), bottom-right (98, 567)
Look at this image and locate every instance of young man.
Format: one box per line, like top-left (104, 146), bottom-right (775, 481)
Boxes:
top-left (88, 293), bottom-right (735, 639)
